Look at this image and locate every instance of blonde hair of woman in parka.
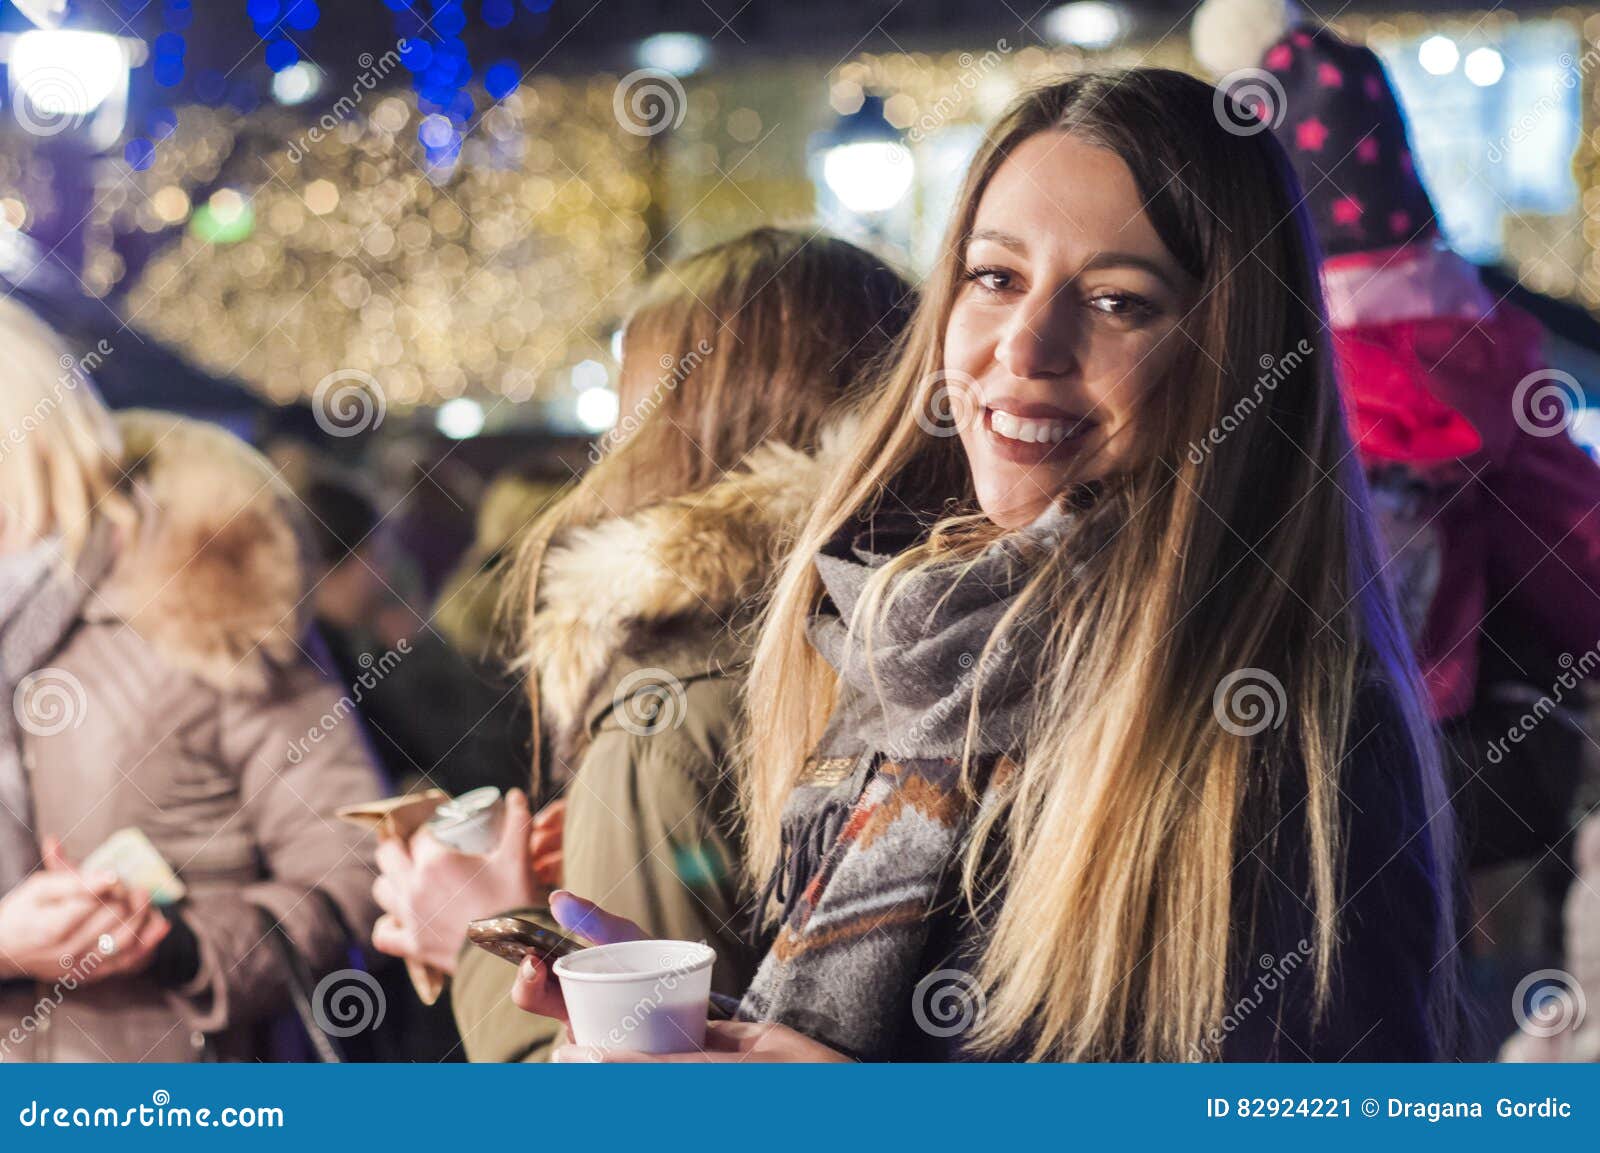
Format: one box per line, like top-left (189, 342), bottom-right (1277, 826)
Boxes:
top-left (503, 227), bottom-right (915, 781)
top-left (0, 296), bottom-right (133, 561)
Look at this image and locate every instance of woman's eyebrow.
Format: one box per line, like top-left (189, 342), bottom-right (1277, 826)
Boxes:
top-left (965, 227), bottom-right (1028, 254)
top-left (1080, 252), bottom-right (1182, 291)
top-left (966, 230), bottom-right (1182, 291)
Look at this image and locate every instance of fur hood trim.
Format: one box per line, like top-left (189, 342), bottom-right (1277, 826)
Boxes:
top-left (529, 419), bottom-right (857, 740)
top-left (94, 411), bottom-right (309, 694)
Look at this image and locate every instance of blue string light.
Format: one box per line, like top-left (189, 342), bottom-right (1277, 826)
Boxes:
top-left (153, 57), bottom-right (185, 87)
top-left (434, 3), bottom-right (467, 38)
top-left (264, 38), bottom-right (300, 72)
top-left (152, 27), bottom-right (186, 89)
top-left (124, 137), bottom-right (157, 170)
top-left (86, 0), bottom-right (567, 196)
top-left (429, 38), bottom-right (471, 86)
top-left (148, 107), bottom-right (180, 140)
top-left (483, 0), bottom-right (515, 29)
top-left (399, 38), bottom-right (434, 72)
top-left (418, 113), bottom-right (454, 149)
top-left (187, 0), bottom-right (562, 180)
top-left (283, 0), bottom-right (320, 31)
top-left (485, 60), bottom-right (519, 101)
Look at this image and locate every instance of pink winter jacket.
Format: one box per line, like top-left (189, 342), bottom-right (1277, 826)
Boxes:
top-left (1328, 243), bottom-right (1600, 719)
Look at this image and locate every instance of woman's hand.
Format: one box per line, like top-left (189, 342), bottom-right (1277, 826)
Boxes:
top-left (529, 799), bottom-right (564, 889)
top-left (551, 1020), bottom-right (851, 1063)
top-left (508, 890), bottom-right (644, 1023)
top-left (371, 789), bottom-right (545, 974)
top-left (512, 895), bottom-right (843, 1062)
top-left (72, 895), bottom-right (171, 984)
top-left (0, 839), bottom-right (169, 980)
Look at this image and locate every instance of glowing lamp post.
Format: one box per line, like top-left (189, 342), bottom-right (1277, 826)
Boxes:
top-left (811, 94), bottom-right (914, 249)
top-left (4, 28), bottom-right (137, 150)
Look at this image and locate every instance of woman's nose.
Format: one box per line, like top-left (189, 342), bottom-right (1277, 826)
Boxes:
top-left (994, 287), bottom-right (1080, 380)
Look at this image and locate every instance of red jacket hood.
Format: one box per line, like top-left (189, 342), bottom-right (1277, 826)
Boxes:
top-left (1334, 305), bottom-right (1545, 472)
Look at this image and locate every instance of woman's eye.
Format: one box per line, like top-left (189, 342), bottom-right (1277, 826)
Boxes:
top-left (1087, 291), bottom-right (1151, 317)
top-left (965, 266), bottom-right (1014, 293)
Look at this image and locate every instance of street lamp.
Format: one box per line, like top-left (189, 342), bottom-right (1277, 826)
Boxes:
top-left (813, 94), bottom-right (914, 227)
top-left (3, 28), bottom-right (140, 150)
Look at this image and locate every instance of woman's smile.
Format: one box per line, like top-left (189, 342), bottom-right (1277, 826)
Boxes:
top-left (982, 401), bottom-right (1098, 465)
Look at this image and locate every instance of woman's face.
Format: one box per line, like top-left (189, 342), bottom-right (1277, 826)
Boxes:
top-left (944, 131), bottom-right (1193, 528)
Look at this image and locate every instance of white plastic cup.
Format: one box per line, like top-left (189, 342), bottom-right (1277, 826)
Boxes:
top-left (553, 939), bottom-right (716, 1054)
top-left (426, 787), bottom-right (504, 855)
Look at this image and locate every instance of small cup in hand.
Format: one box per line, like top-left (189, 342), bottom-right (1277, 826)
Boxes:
top-left (553, 940), bottom-right (715, 1055)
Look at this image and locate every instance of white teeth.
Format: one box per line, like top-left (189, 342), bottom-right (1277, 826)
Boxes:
top-left (990, 409), bottom-right (1070, 445)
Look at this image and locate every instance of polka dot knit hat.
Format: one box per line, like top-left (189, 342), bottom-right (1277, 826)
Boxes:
top-left (1191, 0), bottom-right (1439, 258)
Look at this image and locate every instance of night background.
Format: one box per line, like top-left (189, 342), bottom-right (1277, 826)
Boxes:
top-left (7, 1), bottom-right (1596, 455)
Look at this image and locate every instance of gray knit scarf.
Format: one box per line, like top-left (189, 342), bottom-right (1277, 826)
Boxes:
top-left (805, 499), bottom-right (1079, 760)
top-left (738, 497), bottom-right (1092, 1059)
top-left (0, 529), bottom-right (110, 894)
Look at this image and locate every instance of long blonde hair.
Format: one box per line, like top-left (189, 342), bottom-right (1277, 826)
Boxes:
top-left (0, 297), bottom-right (130, 560)
top-left (743, 70), bottom-right (1455, 1061)
top-left (506, 228), bottom-right (913, 786)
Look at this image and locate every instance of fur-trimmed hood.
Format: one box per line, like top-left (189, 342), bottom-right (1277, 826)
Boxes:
top-left (90, 411), bottom-right (309, 695)
top-left (528, 421), bottom-right (855, 746)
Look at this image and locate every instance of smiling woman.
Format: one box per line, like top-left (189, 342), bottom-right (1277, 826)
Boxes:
top-left (508, 68), bottom-right (1462, 1064)
top-left (944, 133), bottom-right (1195, 527)
top-left (729, 68), bottom-right (1460, 1063)
top-left (740, 67), bottom-right (1459, 1062)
